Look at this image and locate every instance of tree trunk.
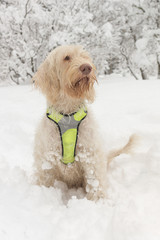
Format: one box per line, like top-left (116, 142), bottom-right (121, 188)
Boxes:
top-left (156, 54), bottom-right (160, 79)
top-left (128, 65), bottom-right (139, 80)
top-left (31, 57), bottom-right (34, 73)
top-left (158, 62), bottom-right (160, 79)
top-left (140, 68), bottom-right (148, 80)
top-left (121, 51), bottom-right (139, 80)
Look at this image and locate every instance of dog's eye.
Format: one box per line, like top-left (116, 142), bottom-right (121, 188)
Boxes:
top-left (64, 55), bottom-right (70, 61)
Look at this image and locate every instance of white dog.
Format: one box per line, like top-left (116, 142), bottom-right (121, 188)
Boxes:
top-left (33, 45), bottom-right (135, 201)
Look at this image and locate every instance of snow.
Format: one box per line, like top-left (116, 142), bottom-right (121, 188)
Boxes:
top-left (1, 76), bottom-right (160, 239)
top-left (136, 38), bottom-right (148, 51)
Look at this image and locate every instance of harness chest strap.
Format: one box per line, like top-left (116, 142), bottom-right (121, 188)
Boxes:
top-left (46, 107), bottom-right (87, 164)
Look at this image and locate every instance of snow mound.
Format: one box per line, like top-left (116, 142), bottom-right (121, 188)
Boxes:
top-left (1, 77), bottom-right (160, 239)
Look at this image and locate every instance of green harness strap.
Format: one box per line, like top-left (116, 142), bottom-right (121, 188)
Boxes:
top-left (46, 107), bottom-right (87, 164)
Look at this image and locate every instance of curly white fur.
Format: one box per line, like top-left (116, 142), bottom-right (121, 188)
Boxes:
top-left (32, 45), bottom-right (108, 200)
top-left (32, 45), bottom-right (136, 201)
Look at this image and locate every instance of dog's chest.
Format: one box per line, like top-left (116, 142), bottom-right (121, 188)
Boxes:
top-left (46, 113), bottom-right (95, 164)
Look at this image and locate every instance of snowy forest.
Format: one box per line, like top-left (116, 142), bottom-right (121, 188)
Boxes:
top-left (1, 1), bottom-right (160, 239)
top-left (0, 0), bottom-right (160, 85)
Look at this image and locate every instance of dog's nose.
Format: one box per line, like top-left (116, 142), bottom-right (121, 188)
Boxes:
top-left (79, 64), bottom-right (92, 75)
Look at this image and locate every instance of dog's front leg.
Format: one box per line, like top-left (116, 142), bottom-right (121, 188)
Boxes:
top-left (82, 154), bottom-right (108, 201)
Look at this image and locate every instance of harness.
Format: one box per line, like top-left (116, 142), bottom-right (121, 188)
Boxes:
top-left (46, 107), bottom-right (87, 164)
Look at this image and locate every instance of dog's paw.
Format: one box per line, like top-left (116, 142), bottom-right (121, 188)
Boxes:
top-left (86, 189), bottom-right (106, 201)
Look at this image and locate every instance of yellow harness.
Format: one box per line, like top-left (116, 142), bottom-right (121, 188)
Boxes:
top-left (46, 107), bottom-right (87, 164)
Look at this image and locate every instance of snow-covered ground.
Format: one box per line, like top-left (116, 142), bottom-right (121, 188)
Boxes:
top-left (1, 76), bottom-right (160, 240)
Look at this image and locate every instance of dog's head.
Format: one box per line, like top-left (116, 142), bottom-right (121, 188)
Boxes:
top-left (33, 45), bottom-right (97, 105)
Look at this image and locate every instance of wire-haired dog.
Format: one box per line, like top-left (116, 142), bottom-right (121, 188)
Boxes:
top-left (33, 45), bottom-right (135, 201)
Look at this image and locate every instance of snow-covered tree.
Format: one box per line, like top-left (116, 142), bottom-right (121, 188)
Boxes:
top-left (112, 0), bottom-right (160, 79)
top-left (0, 0), bottom-right (113, 84)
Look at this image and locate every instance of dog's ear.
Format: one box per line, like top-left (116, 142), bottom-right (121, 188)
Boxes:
top-left (32, 51), bottom-right (60, 104)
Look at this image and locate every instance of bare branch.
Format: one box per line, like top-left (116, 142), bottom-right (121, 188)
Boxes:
top-left (120, 49), bottom-right (139, 80)
top-left (9, 67), bottom-right (20, 84)
top-left (20, 0), bottom-right (32, 35)
top-left (132, 4), bottom-right (145, 13)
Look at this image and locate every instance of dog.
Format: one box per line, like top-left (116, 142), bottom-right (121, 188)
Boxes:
top-left (32, 45), bottom-right (136, 201)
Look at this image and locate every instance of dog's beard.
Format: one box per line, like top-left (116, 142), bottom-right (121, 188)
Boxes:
top-left (65, 73), bottom-right (96, 100)
top-left (74, 76), bottom-right (90, 90)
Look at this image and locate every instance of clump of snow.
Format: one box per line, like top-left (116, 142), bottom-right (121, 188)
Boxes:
top-left (101, 22), bottom-right (113, 37)
top-left (136, 38), bottom-right (148, 51)
top-left (1, 76), bottom-right (160, 239)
